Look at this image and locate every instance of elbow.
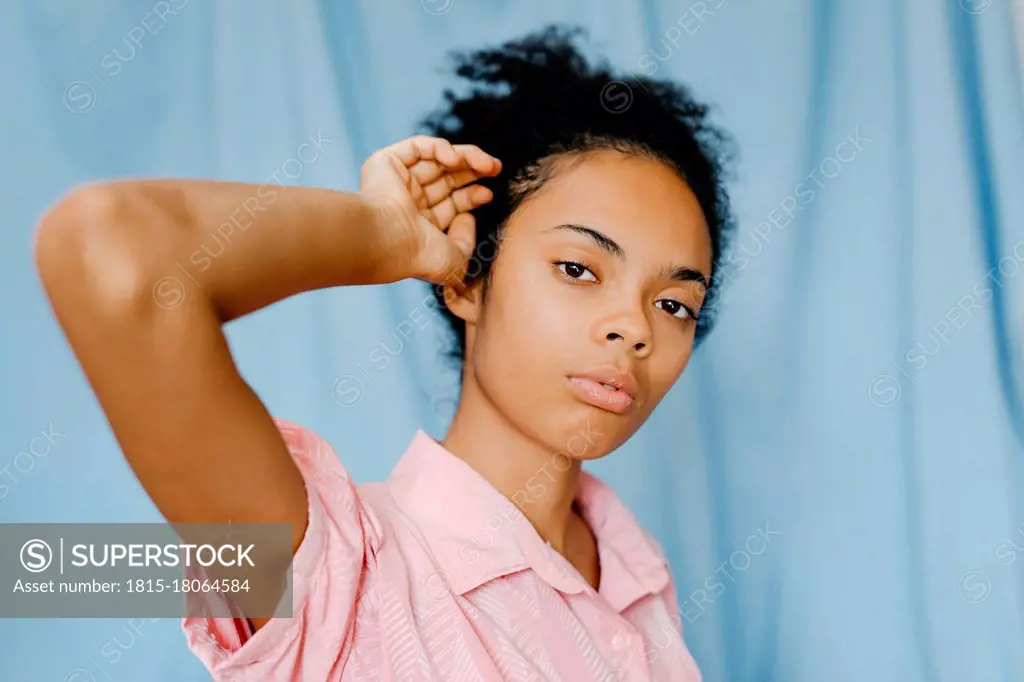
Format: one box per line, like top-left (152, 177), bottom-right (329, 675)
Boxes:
top-left (34, 183), bottom-right (173, 317)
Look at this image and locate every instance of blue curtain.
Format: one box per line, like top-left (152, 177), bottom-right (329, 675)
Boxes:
top-left (1, 1), bottom-right (1022, 680)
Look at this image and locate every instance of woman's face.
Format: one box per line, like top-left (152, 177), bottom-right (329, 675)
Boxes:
top-left (459, 150), bottom-right (713, 459)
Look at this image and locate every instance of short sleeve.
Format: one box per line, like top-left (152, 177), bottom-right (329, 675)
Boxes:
top-left (181, 418), bottom-right (377, 681)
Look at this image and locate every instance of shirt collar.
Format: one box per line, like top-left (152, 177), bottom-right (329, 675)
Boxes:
top-left (386, 429), bottom-right (671, 612)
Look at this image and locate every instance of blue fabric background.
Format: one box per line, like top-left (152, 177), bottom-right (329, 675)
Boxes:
top-left (1, 1), bottom-right (1022, 680)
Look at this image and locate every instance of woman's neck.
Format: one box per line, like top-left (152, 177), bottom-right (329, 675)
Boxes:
top-left (442, 374), bottom-right (582, 553)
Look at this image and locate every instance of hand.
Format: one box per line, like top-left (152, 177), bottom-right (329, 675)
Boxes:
top-left (360, 135), bottom-right (502, 285)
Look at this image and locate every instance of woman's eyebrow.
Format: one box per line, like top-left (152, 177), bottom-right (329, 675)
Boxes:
top-left (547, 223), bottom-right (709, 289)
top-left (659, 264), bottom-right (709, 290)
top-left (547, 223), bottom-right (624, 257)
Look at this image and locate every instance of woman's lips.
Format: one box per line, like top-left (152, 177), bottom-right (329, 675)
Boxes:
top-left (567, 377), bottom-right (636, 414)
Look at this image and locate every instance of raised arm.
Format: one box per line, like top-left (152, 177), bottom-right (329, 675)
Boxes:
top-left (33, 136), bottom-right (499, 628)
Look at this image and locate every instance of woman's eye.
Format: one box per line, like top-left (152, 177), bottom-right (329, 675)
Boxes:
top-left (656, 299), bottom-right (694, 320)
top-left (556, 262), bottom-right (597, 282)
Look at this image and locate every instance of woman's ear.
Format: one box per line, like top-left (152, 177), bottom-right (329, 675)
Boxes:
top-left (443, 276), bottom-right (484, 325)
top-left (443, 222), bottom-right (509, 330)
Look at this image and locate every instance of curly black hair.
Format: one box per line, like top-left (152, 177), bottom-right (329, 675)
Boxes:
top-left (422, 25), bottom-right (735, 361)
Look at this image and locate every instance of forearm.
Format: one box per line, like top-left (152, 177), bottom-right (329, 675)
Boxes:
top-left (31, 139), bottom-right (493, 592)
top-left (38, 179), bottom-right (403, 323)
top-left (32, 179), bottom-right (395, 542)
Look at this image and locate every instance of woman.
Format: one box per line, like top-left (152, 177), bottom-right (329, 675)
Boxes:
top-left (35, 27), bottom-right (733, 682)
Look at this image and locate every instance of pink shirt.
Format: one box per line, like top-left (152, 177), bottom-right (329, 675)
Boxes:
top-left (182, 419), bottom-right (702, 681)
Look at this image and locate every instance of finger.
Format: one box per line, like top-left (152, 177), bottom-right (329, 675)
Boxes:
top-left (452, 145), bottom-right (503, 176)
top-left (440, 234), bottom-right (473, 294)
top-left (418, 206), bottom-right (440, 230)
top-left (439, 213), bottom-right (479, 298)
top-left (414, 217), bottom-right (471, 289)
top-left (410, 160), bottom-right (473, 187)
top-left (378, 149), bottom-right (412, 185)
top-left (431, 185), bottom-right (493, 229)
top-left (408, 145), bottom-right (497, 185)
top-left (404, 143), bottom-right (500, 184)
top-left (380, 136), bottom-right (461, 172)
top-left (447, 213), bottom-right (477, 261)
top-left (422, 169), bottom-right (483, 207)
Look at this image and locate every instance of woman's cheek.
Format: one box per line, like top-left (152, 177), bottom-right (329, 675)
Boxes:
top-left (518, 275), bottom-right (573, 338)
